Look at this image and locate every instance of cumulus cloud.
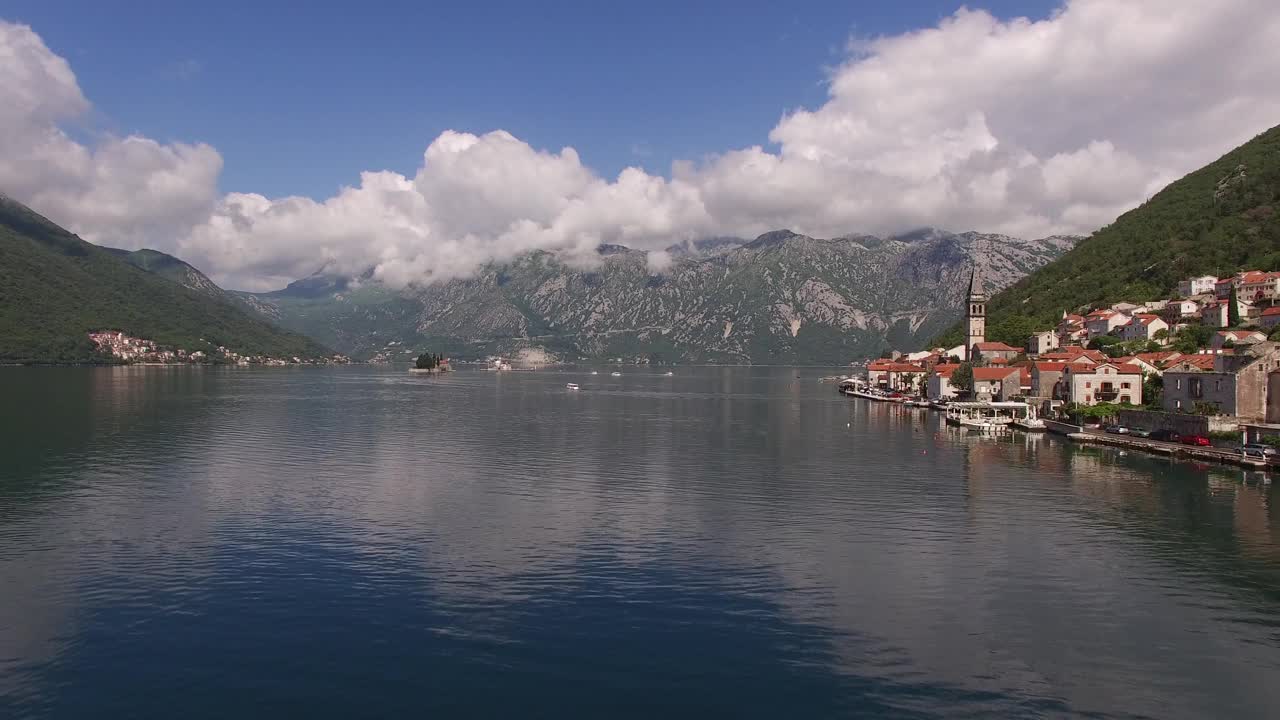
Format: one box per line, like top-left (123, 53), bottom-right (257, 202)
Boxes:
top-left (0, 23), bottom-right (221, 250)
top-left (3, 0), bottom-right (1280, 290)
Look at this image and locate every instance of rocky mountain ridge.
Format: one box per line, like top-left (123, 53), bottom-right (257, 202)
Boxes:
top-left (240, 229), bottom-right (1076, 363)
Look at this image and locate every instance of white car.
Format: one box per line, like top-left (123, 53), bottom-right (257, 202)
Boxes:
top-left (1242, 443), bottom-right (1276, 459)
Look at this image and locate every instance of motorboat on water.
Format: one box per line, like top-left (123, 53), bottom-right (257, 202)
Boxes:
top-left (611, 372), bottom-right (622, 377)
top-left (566, 383), bottom-right (580, 390)
top-left (664, 371), bottom-right (674, 376)
top-left (590, 371), bottom-right (599, 375)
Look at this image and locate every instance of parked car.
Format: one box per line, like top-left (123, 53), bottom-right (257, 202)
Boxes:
top-left (1242, 443), bottom-right (1277, 459)
top-left (1129, 428), bottom-right (1152, 438)
top-left (1179, 434), bottom-right (1211, 447)
top-left (1149, 429), bottom-right (1181, 442)
top-left (1104, 424), bottom-right (1130, 435)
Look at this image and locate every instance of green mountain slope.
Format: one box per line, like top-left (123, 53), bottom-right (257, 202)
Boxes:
top-left (937, 124), bottom-right (1280, 347)
top-left (0, 195), bottom-right (333, 364)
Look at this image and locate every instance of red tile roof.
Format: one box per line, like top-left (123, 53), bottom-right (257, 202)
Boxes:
top-left (973, 367), bottom-right (1021, 381)
top-left (1032, 362), bottom-right (1068, 373)
top-left (1169, 355), bottom-right (1217, 371)
top-left (1263, 306), bottom-right (1280, 317)
top-left (974, 342), bottom-right (1020, 351)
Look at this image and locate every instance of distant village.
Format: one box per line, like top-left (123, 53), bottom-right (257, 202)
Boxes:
top-left (862, 269), bottom-right (1280, 428)
top-left (88, 331), bottom-right (351, 366)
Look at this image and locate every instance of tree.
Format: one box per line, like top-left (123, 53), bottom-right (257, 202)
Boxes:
top-left (951, 362), bottom-right (974, 393)
top-left (1088, 335), bottom-right (1123, 351)
top-left (1193, 401), bottom-right (1220, 417)
top-left (1172, 324), bottom-right (1211, 354)
top-left (1228, 285), bottom-right (1241, 327)
top-left (1142, 372), bottom-right (1163, 408)
top-left (415, 352), bottom-right (439, 370)
top-left (1152, 328), bottom-right (1169, 342)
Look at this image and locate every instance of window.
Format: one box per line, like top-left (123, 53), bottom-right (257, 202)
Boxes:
top-left (1175, 378), bottom-right (1182, 390)
top-left (1122, 382), bottom-right (1131, 389)
top-left (1085, 381), bottom-right (1091, 388)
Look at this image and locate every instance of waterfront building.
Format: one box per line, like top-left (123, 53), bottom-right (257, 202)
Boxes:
top-left (927, 364), bottom-right (961, 401)
top-left (1056, 362), bottom-right (1144, 406)
top-left (1162, 343), bottom-right (1280, 419)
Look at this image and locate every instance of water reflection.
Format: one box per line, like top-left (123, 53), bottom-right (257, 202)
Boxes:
top-left (1, 367), bottom-right (1279, 718)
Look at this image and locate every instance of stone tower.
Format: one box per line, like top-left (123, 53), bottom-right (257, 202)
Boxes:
top-left (965, 268), bottom-right (986, 361)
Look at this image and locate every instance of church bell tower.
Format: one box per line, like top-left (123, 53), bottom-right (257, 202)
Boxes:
top-left (965, 268), bottom-right (986, 361)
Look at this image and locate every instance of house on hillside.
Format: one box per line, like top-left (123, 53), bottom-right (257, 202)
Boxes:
top-left (1178, 275), bottom-right (1218, 298)
top-left (1027, 330), bottom-right (1059, 355)
top-left (867, 361), bottom-right (928, 394)
top-left (1237, 271), bottom-right (1280, 303)
top-left (1056, 362), bottom-right (1144, 406)
top-left (1111, 302), bottom-right (1142, 314)
top-left (1201, 297), bottom-right (1253, 328)
top-left (1118, 314), bottom-right (1169, 343)
top-left (1057, 313), bottom-right (1087, 344)
top-left (1162, 299), bottom-right (1201, 321)
top-left (1162, 343), bottom-right (1280, 420)
top-left (1110, 355), bottom-right (1162, 377)
top-left (1085, 309), bottom-right (1130, 339)
top-left (1260, 306), bottom-right (1280, 330)
top-left (1211, 329), bottom-right (1266, 350)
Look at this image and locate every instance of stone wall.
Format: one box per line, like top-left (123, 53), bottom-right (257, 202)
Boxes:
top-left (1116, 409), bottom-right (1242, 435)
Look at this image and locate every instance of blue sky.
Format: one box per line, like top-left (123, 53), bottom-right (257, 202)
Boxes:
top-left (5, 0), bottom-right (1059, 200)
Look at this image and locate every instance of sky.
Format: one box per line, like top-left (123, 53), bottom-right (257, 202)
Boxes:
top-left (2, 0), bottom-right (1278, 291)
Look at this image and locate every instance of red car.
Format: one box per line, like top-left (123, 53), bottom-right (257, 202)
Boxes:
top-left (1179, 434), bottom-right (1211, 447)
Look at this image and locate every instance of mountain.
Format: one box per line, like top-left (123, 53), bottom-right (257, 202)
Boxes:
top-left (0, 194), bottom-right (333, 364)
top-left (104, 247), bottom-right (229, 300)
top-left (936, 124), bottom-right (1280, 347)
top-left (241, 230), bottom-right (1075, 364)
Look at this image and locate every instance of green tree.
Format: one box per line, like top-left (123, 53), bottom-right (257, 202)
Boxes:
top-left (951, 362), bottom-right (974, 393)
top-left (1172, 324), bottom-right (1212, 354)
top-left (1228, 285), bottom-right (1241, 326)
top-left (415, 352), bottom-right (438, 370)
top-left (1142, 372), bottom-right (1163, 408)
top-left (1088, 335), bottom-right (1123, 351)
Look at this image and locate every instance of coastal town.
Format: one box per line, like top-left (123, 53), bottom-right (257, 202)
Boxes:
top-left (88, 331), bottom-right (352, 366)
top-left (844, 268), bottom-right (1280, 467)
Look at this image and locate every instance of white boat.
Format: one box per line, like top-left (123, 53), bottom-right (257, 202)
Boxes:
top-left (590, 371), bottom-right (599, 375)
top-left (566, 383), bottom-right (580, 390)
top-left (664, 371), bottom-right (674, 376)
top-left (611, 372), bottom-right (621, 377)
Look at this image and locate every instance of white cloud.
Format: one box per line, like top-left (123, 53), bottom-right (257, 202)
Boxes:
top-left (3, 1), bottom-right (1280, 290)
top-left (0, 23), bottom-right (221, 250)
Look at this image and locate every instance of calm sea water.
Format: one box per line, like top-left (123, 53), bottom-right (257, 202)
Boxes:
top-left (2, 366), bottom-right (1279, 718)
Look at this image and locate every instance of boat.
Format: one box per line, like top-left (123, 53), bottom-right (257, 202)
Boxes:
top-left (566, 383), bottom-right (580, 391)
top-left (590, 371), bottom-right (599, 375)
top-left (611, 371), bottom-right (622, 377)
top-left (664, 371), bottom-right (674, 376)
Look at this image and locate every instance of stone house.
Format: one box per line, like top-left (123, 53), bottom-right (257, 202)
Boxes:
top-left (1162, 343), bottom-right (1280, 420)
top-left (1027, 330), bottom-right (1059, 355)
top-left (972, 341), bottom-right (1021, 363)
top-left (972, 366), bottom-right (1023, 400)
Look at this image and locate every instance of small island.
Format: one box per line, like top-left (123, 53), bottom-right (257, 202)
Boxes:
top-left (408, 352), bottom-right (451, 374)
